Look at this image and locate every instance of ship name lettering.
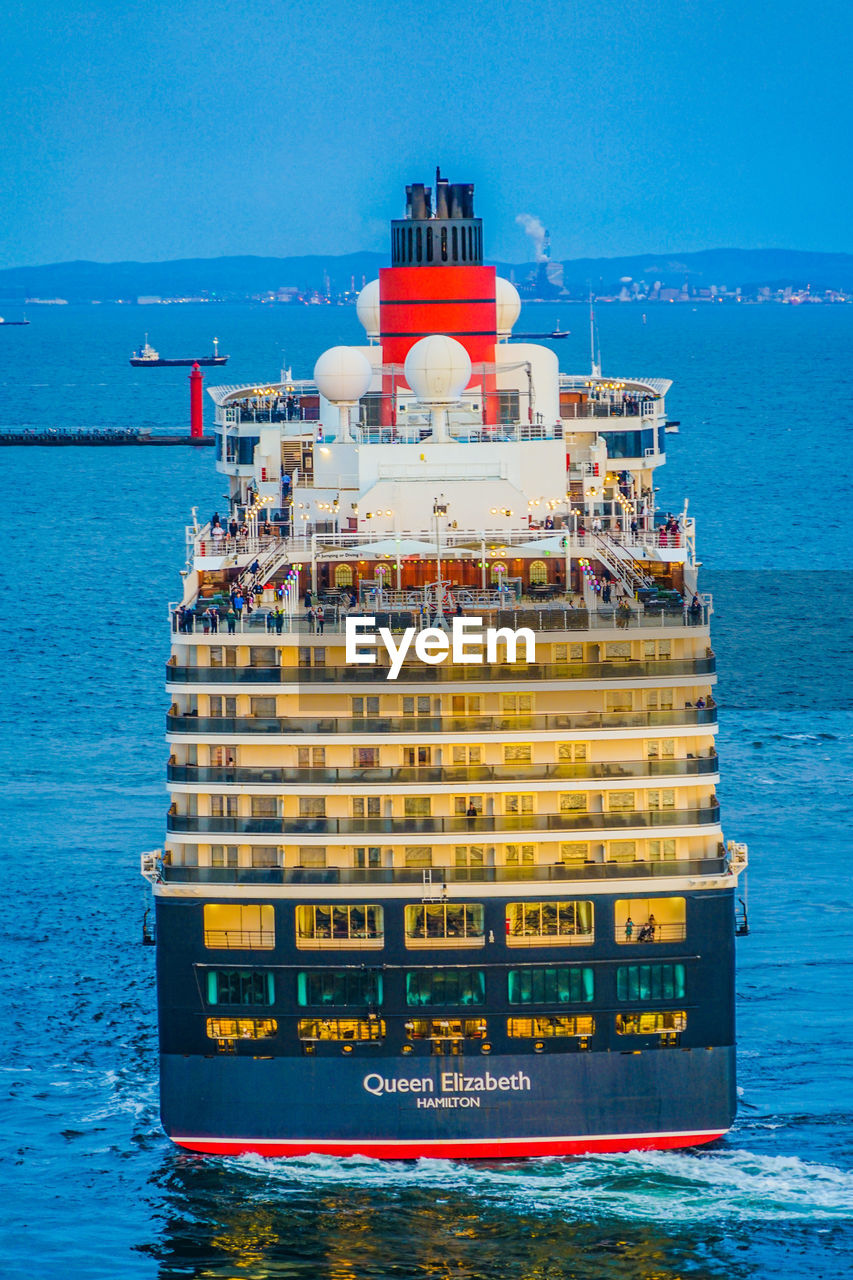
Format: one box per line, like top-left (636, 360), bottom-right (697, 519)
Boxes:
top-left (362, 1073), bottom-right (435, 1096)
top-left (441, 1070), bottom-right (531, 1094)
top-left (345, 617), bottom-right (535, 680)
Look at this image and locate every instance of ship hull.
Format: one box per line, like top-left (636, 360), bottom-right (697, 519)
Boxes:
top-left (130, 357), bottom-right (228, 366)
top-left (160, 1045), bottom-right (735, 1159)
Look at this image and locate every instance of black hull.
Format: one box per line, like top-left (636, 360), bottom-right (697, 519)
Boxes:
top-left (160, 1047), bottom-right (736, 1158)
top-left (130, 357), bottom-right (228, 366)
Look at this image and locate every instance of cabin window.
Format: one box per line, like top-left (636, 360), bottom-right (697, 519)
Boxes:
top-left (298, 747), bottom-right (326, 767)
top-left (295, 903), bottom-right (384, 947)
top-left (404, 796), bottom-right (431, 817)
top-left (616, 964), bottom-right (685, 1002)
top-left (441, 226), bottom-right (448, 261)
top-left (405, 968), bottom-right (485, 1006)
top-left (646, 739), bottom-right (675, 759)
top-left (249, 646), bottom-right (276, 667)
top-left (605, 642), bottom-right (631, 660)
top-left (615, 897), bottom-right (686, 943)
top-left (648, 839), bottom-right (677, 861)
top-left (452, 744), bottom-right (482, 764)
top-left (647, 789), bottom-right (676, 809)
top-left (529, 560), bottom-right (548, 584)
top-left (354, 747), bottom-right (380, 767)
top-left (505, 844), bottom-right (535, 867)
top-left (298, 1017), bottom-right (385, 1041)
top-left (210, 844), bottom-right (239, 867)
top-left (205, 969), bottom-right (275, 1006)
top-left (250, 796), bottom-right (277, 818)
top-left (451, 695), bottom-right (481, 715)
top-left (453, 795), bottom-right (483, 815)
top-left (507, 966), bottom-right (594, 1004)
top-left (454, 845), bottom-right (485, 868)
top-left (507, 1016), bottom-right (594, 1038)
top-left (297, 846), bottom-right (326, 868)
top-left (608, 791), bottom-right (635, 811)
top-left (452, 225), bottom-right (458, 260)
top-left (297, 969), bottom-right (383, 1006)
top-left (354, 846), bottom-right (381, 869)
top-left (406, 1018), bottom-right (486, 1040)
top-left (404, 845), bottom-right (433, 868)
top-left (559, 842), bottom-right (588, 865)
top-left (299, 796), bottom-right (326, 817)
top-left (403, 696), bottom-right (432, 716)
top-left (250, 696), bottom-right (276, 717)
top-left (206, 1017), bottom-right (277, 1041)
top-left (426, 226), bottom-right (433, 261)
top-left (204, 903), bottom-right (275, 950)
top-left (505, 900), bottom-right (594, 945)
top-left (615, 1011), bottom-right (687, 1035)
top-left (416, 226), bottom-right (422, 262)
top-left (558, 742), bottom-right (587, 761)
top-left (405, 903), bottom-right (485, 945)
top-left (606, 690), bottom-right (633, 712)
top-left (609, 840), bottom-right (637, 863)
top-left (504, 794), bottom-right (534, 815)
top-left (560, 792), bottom-right (588, 812)
top-left (504, 743), bottom-right (532, 763)
top-left (644, 689), bottom-right (674, 710)
top-left (353, 797), bottom-right (381, 818)
top-left (352, 696), bottom-right (379, 716)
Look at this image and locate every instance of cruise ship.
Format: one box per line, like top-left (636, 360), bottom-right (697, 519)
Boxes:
top-left (145, 170), bottom-right (748, 1159)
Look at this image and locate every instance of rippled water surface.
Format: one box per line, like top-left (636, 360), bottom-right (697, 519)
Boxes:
top-left (1, 303), bottom-right (850, 1278)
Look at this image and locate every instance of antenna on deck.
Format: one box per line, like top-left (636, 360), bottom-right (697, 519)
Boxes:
top-left (589, 291), bottom-right (601, 379)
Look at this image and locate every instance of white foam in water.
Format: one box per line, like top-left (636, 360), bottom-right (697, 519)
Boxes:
top-left (226, 1148), bottom-right (853, 1222)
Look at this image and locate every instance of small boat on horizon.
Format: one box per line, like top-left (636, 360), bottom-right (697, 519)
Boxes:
top-left (130, 335), bottom-right (229, 366)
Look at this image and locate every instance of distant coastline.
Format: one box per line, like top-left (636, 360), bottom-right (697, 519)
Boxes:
top-left (1, 246), bottom-right (851, 307)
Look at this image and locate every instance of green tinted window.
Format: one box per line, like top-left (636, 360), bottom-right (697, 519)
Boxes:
top-left (296, 970), bottom-right (382, 1007)
top-left (507, 966), bottom-right (594, 1005)
top-left (405, 969), bottom-right (485, 1006)
top-left (205, 969), bottom-right (274, 1006)
top-left (616, 964), bottom-right (685, 1002)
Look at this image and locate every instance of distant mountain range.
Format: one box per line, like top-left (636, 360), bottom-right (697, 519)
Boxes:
top-left (0, 247), bottom-right (850, 302)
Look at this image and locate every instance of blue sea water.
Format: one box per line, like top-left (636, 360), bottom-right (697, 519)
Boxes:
top-left (0, 302), bottom-right (851, 1279)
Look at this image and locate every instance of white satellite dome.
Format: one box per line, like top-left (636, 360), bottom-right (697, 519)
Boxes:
top-left (495, 276), bottom-right (521, 335)
top-left (356, 279), bottom-right (380, 338)
top-left (404, 334), bottom-right (471, 403)
top-left (313, 346), bottom-right (373, 403)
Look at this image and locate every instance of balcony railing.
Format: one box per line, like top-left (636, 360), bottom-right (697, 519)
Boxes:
top-left (167, 757), bottom-right (719, 786)
top-left (167, 656), bottom-right (716, 685)
top-left (166, 707), bottom-right (718, 736)
top-left (167, 806), bottom-right (720, 837)
top-left (160, 856), bottom-right (729, 887)
top-left (172, 606), bottom-right (709, 637)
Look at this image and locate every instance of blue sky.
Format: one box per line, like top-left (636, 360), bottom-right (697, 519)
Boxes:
top-left (1, 0), bottom-right (850, 267)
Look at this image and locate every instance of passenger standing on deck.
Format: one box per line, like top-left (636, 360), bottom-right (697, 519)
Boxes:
top-left (316, 604), bottom-right (325, 635)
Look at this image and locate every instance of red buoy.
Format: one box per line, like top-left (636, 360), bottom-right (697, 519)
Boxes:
top-left (189, 362), bottom-right (204, 438)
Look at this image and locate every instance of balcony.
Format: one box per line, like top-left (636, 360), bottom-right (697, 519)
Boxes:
top-left (167, 806), bottom-right (720, 837)
top-left (168, 757), bottom-right (719, 787)
top-left (167, 656), bottom-right (716, 686)
top-left (166, 706), bottom-right (718, 736)
top-left (160, 856), bottom-right (729, 887)
top-left (172, 605), bottom-right (709, 637)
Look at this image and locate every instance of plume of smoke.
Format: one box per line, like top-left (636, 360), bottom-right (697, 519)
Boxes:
top-left (516, 213), bottom-right (547, 262)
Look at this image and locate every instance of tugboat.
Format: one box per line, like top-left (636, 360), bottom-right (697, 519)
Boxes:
top-left (130, 335), bottom-right (229, 367)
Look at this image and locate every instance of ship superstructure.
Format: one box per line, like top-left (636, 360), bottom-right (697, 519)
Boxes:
top-left (146, 170), bottom-right (747, 1158)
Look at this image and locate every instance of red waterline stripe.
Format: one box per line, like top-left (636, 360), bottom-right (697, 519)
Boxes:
top-left (170, 1129), bottom-right (725, 1160)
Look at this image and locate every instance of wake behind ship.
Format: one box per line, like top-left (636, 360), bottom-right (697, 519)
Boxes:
top-left (143, 169), bottom-right (748, 1159)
